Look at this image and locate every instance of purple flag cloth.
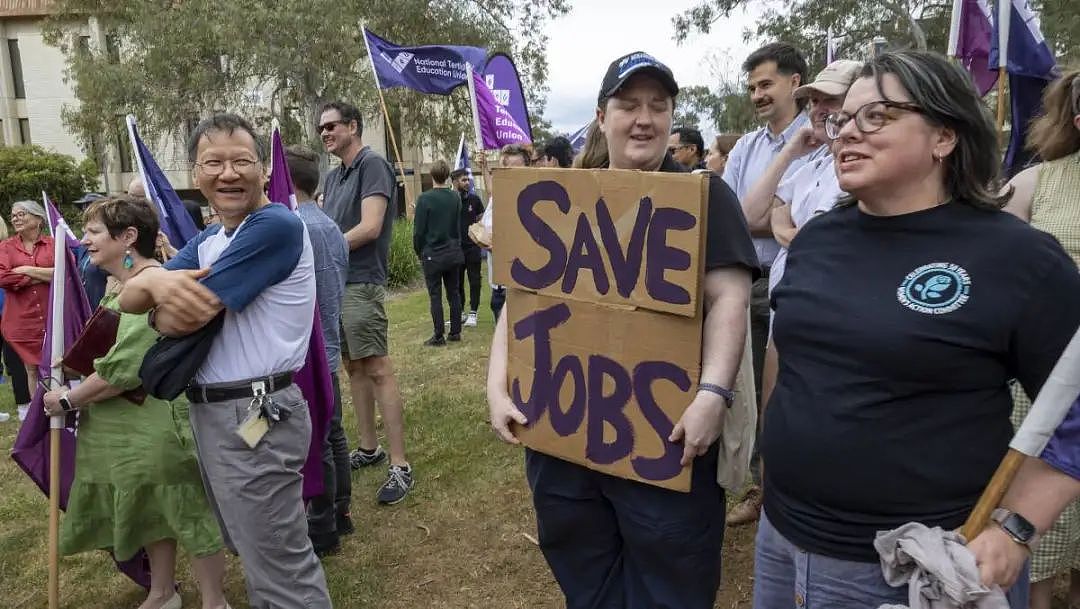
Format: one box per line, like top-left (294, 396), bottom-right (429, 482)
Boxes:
top-left (473, 70), bottom-right (531, 150)
top-left (129, 120), bottom-right (200, 248)
top-left (990, 0), bottom-right (1058, 176)
top-left (10, 196), bottom-right (152, 587)
top-left (364, 28), bottom-right (486, 96)
top-left (956, 0), bottom-right (998, 96)
top-left (482, 53), bottom-right (533, 142)
top-left (568, 122), bottom-right (591, 154)
top-left (268, 127), bottom-right (333, 500)
top-left (1042, 397), bottom-right (1080, 480)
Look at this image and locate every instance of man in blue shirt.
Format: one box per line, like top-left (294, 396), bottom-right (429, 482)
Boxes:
top-left (287, 145), bottom-right (353, 556)
top-left (721, 42), bottom-right (813, 527)
top-left (121, 114), bottom-right (332, 608)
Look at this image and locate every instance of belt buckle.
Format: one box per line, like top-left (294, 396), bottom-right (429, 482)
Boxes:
top-left (251, 380), bottom-right (267, 399)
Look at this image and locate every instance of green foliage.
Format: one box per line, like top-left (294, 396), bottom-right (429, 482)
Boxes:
top-left (676, 83), bottom-right (757, 135)
top-left (45, 0), bottom-right (569, 162)
top-left (0, 145), bottom-right (98, 219)
top-left (388, 219), bottom-right (422, 289)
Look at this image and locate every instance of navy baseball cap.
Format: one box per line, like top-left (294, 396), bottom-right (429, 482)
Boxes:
top-left (597, 52), bottom-right (679, 105)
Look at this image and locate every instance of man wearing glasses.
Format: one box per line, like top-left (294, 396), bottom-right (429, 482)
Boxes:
top-left (318, 101), bottom-right (414, 506)
top-left (121, 113), bottom-right (333, 607)
top-left (668, 126), bottom-right (707, 170)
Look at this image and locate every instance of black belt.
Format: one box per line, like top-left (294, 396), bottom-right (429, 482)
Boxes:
top-left (186, 372), bottom-right (294, 404)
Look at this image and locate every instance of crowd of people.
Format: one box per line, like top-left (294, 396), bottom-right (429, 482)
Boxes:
top-left (0, 34), bottom-right (1077, 609)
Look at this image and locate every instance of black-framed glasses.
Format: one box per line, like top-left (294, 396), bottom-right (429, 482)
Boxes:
top-left (667, 144), bottom-right (688, 155)
top-left (194, 158), bottom-right (260, 176)
top-left (824, 101), bottom-right (926, 140)
top-left (318, 120), bottom-right (346, 134)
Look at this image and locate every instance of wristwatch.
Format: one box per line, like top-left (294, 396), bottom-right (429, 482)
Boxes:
top-left (58, 391), bottom-right (75, 413)
top-left (991, 508), bottom-right (1040, 551)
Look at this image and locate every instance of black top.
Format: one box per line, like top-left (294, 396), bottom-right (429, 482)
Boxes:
top-left (322, 146), bottom-right (398, 285)
top-left (412, 188), bottom-right (461, 257)
top-left (458, 190), bottom-right (485, 252)
top-left (654, 153), bottom-right (760, 278)
top-left (763, 201), bottom-right (1080, 562)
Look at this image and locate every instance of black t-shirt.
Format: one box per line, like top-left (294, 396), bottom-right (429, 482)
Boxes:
top-left (656, 154), bottom-right (760, 277)
top-left (763, 201), bottom-right (1080, 562)
top-left (458, 190), bottom-right (485, 251)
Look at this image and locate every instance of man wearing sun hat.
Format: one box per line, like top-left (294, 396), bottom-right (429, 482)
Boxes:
top-left (725, 59), bottom-right (863, 528)
top-left (486, 50), bottom-right (758, 609)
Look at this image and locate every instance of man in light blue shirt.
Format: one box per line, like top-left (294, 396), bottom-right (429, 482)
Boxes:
top-left (721, 42), bottom-right (813, 528)
top-left (287, 145), bottom-right (354, 557)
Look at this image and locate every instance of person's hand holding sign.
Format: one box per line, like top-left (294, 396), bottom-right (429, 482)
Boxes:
top-left (487, 309), bottom-right (527, 443)
top-left (670, 391), bottom-right (727, 466)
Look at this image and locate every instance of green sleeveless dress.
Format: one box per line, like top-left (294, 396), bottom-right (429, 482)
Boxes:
top-left (60, 293), bottom-right (224, 561)
top-left (1009, 150), bottom-right (1080, 582)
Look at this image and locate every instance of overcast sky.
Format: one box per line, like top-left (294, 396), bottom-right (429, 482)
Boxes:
top-left (540, 0), bottom-right (768, 140)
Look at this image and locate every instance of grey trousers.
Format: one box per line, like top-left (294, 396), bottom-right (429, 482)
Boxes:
top-left (188, 383), bottom-right (333, 609)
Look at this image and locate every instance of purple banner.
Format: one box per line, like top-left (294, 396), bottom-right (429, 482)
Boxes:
top-left (268, 127), bottom-right (334, 501)
top-left (473, 70), bottom-right (530, 150)
top-left (955, 0), bottom-right (998, 96)
top-left (482, 53), bottom-right (533, 142)
top-left (364, 28), bottom-right (487, 96)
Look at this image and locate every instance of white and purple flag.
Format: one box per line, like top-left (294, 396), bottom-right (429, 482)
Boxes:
top-left (472, 69), bottom-right (531, 150)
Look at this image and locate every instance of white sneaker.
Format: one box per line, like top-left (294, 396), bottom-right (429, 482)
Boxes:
top-left (465, 312), bottom-right (478, 327)
top-left (17, 404), bottom-right (29, 421)
top-left (0, 412), bottom-right (10, 422)
top-left (461, 312), bottom-right (468, 324)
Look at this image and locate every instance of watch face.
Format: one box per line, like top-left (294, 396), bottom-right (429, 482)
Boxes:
top-left (1005, 513), bottom-right (1036, 542)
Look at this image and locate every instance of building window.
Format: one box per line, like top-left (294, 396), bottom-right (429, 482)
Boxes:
top-left (116, 120), bottom-right (134, 172)
top-left (77, 35), bottom-right (91, 56)
top-left (105, 35), bottom-right (120, 63)
top-left (8, 40), bottom-right (25, 99)
top-left (18, 118), bottom-right (30, 145)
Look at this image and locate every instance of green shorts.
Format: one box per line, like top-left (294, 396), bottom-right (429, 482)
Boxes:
top-left (340, 283), bottom-right (388, 360)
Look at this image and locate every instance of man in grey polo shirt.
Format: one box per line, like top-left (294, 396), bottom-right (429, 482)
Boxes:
top-left (318, 100), bottom-right (414, 505)
top-left (722, 42), bottom-right (813, 527)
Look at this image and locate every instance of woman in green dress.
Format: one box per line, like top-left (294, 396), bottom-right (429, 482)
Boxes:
top-left (42, 196), bottom-right (228, 609)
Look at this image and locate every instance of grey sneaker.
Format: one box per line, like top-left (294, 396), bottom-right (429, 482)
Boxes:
top-left (349, 445), bottom-right (387, 470)
top-left (377, 464), bottom-right (414, 505)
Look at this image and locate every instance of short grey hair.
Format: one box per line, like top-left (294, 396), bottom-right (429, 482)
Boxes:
top-left (12, 199), bottom-right (47, 221)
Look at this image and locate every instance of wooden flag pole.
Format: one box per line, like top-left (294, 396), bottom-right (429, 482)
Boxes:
top-left (995, 68), bottom-right (1008, 149)
top-left (45, 193), bottom-right (67, 609)
top-left (961, 448), bottom-right (1026, 541)
top-left (362, 27), bottom-right (415, 214)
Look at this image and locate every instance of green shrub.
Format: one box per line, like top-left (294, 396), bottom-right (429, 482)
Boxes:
top-left (388, 219), bottom-right (421, 289)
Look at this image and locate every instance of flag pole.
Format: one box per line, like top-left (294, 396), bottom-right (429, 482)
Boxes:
top-left (362, 27), bottom-right (416, 215)
top-left (44, 191), bottom-right (66, 609)
top-left (947, 0), bottom-right (962, 61)
top-left (464, 63), bottom-right (492, 199)
top-left (995, 0), bottom-right (1011, 148)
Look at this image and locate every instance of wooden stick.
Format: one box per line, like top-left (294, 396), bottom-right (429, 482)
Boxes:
top-left (961, 448), bottom-right (1026, 541)
top-left (995, 67), bottom-right (1008, 150)
top-left (48, 423), bottom-right (60, 609)
top-left (374, 87), bottom-right (415, 215)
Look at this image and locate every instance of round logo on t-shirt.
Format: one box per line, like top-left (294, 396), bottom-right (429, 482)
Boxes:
top-left (897, 262), bottom-right (971, 315)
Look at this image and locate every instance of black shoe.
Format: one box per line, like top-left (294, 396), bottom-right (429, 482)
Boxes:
top-left (349, 445), bottom-right (387, 470)
top-left (447, 333), bottom-right (461, 342)
top-left (424, 335), bottom-right (446, 346)
top-left (336, 513), bottom-right (355, 537)
top-left (377, 464), bottom-right (414, 505)
top-left (310, 531), bottom-right (341, 558)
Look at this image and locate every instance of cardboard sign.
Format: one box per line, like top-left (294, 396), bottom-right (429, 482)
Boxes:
top-left (493, 168), bottom-right (708, 491)
top-left (492, 168), bottom-right (707, 318)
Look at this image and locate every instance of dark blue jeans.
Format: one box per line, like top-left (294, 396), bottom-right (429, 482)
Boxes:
top-left (307, 372), bottom-right (352, 539)
top-left (525, 446), bottom-right (726, 609)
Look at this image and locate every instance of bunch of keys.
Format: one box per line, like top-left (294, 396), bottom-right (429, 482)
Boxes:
top-left (237, 381), bottom-right (292, 448)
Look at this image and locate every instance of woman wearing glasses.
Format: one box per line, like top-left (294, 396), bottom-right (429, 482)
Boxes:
top-left (0, 200), bottom-right (53, 420)
top-left (753, 50), bottom-right (1080, 608)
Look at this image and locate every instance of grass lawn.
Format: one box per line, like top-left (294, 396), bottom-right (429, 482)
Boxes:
top-left (0, 274), bottom-right (758, 609)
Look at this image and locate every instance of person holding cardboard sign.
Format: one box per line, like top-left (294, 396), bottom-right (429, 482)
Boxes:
top-left (486, 51), bottom-right (759, 609)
